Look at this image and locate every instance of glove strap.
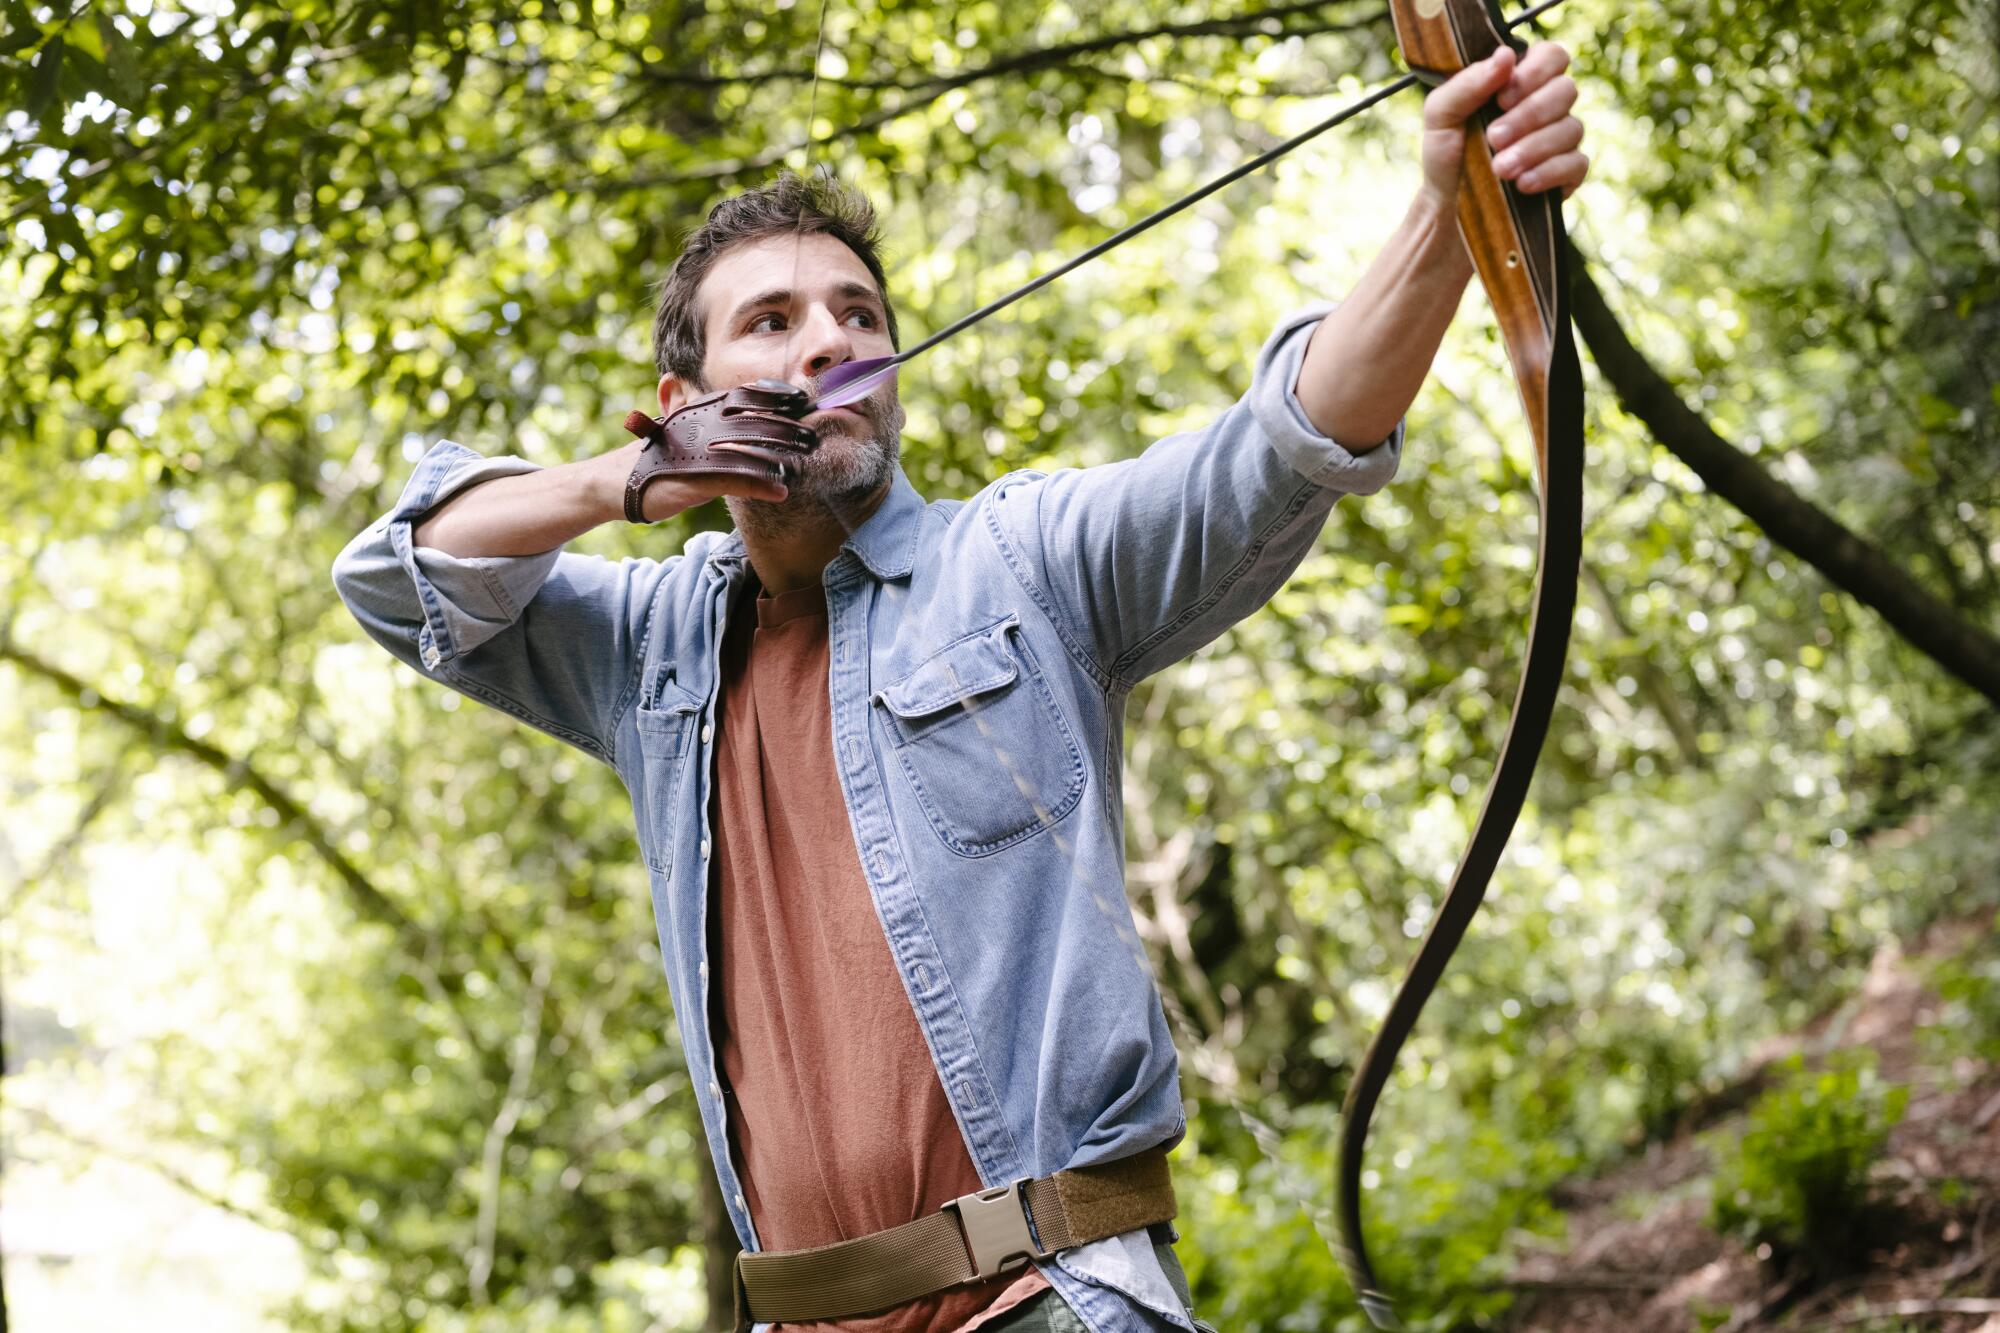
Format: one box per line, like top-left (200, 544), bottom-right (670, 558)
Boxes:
top-left (624, 436), bottom-right (671, 524)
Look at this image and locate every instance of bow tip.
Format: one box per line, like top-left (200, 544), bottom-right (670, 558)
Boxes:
top-left (1359, 1290), bottom-right (1403, 1331)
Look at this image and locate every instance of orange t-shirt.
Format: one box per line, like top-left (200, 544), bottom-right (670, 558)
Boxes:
top-left (709, 577), bottom-right (1052, 1332)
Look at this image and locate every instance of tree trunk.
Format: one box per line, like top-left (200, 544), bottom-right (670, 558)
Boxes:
top-left (1570, 263), bottom-right (2000, 710)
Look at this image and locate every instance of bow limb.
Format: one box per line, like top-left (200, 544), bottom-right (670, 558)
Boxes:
top-left (1333, 1), bottom-right (1585, 1327)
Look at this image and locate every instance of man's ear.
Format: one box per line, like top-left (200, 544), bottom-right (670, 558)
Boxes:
top-left (658, 372), bottom-right (700, 417)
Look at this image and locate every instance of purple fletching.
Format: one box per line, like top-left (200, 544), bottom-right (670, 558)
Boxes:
top-left (813, 356), bottom-right (900, 410)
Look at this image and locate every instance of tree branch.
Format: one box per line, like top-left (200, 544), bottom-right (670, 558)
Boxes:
top-left (627, 0), bottom-right (1382, 94)
top-left (467, 957), bottom-right (549, 1307)
top-left (498, 1), bottom-right (1385, 210)
top-left (10, 1105), bottom-right (311, 1243)
top-left (0, 748), bottom-right (135, 917)
top-left (0, 639), bottom-right (497, 1070)
top-left (1570, 257), bottom-right (2000, 710)
top-left (1811, 1298), bottom-right (2000, 1326)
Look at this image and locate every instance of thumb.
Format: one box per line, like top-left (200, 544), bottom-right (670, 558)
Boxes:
top-left (1423, 48), bottom-right (1514, 132)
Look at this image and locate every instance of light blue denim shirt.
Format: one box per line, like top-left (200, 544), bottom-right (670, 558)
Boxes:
top-left (332, 303), bottom-right (1400, 1332)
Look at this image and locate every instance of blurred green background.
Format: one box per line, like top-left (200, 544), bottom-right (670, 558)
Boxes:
top-left (3, 1), bottom-right (1997, 1330)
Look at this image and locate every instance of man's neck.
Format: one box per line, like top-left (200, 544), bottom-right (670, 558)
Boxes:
top-left (732, 480), bottom-right (893, 595)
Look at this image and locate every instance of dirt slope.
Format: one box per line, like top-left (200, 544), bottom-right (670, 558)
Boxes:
top-left (1506, 918), bottom-right (2000, 1332)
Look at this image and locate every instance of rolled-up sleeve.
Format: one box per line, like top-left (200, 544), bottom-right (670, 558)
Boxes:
top-left (332, 440), bottom-right (664, 764)
top-left (984, 304), bottom-right (1404, 689)
top-left (1248, 301), bottom-right (1405, 492)
top-left (339, 440), bottom-right (562, 671)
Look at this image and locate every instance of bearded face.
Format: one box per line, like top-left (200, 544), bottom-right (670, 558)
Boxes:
top-left (666, 231), bottom-right (907, 523)
top-left (788, 371), bottom-right (906, 505)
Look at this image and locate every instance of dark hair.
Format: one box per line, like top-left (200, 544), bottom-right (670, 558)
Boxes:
top-left (651, 168), bottom-right (900, 389)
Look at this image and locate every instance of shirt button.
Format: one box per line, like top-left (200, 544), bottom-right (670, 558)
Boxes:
top-left (734, 1192), bottom-right (747, 1211)
top-left (700, 838), bottom-right (711, 859)
top-left (699, 960), bottom-right (709, 979)
top-left (708, 1079), bottom-right (721, 1097)
top-left (700, 724), bottom-right (712, 744)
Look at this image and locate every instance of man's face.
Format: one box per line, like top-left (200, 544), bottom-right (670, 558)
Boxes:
top-left (663, 231), bottom-right (906, 505)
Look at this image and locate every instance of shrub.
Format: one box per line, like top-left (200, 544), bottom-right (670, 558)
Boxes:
top-left (1708, 1053), bottom-right (1908, 1272)
top-left (1927, 946), bottom-right (2000, 1064)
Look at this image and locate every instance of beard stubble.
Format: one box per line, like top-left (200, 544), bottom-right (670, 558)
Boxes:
top-left (725, 380), bottom-right (906, 543)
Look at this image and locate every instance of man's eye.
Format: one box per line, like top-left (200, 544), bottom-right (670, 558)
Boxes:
top-left (845, 309), bottom-right (879, 329)
top-left (748, 312), bottom-right (785, 334)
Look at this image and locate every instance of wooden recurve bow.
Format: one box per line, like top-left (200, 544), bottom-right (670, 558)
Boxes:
top-left (1332, 0), bottom-right (1585, 1327)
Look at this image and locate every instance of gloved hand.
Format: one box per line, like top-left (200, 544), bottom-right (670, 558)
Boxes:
top-left (622, 378), bottom-right (820, 523)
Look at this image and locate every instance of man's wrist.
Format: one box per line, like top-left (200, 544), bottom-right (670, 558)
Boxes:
top-left (589, 442), bottom-right (645, 525)
top-left (1407, 189), bottom-right (1475, 284)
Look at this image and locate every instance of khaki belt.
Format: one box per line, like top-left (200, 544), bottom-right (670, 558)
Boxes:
top-left (732, 1144), bottom-right (1177, 1326)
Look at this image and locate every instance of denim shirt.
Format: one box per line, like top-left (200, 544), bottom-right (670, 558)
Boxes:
top-left (332, 303), bottom-right (1400, 1332)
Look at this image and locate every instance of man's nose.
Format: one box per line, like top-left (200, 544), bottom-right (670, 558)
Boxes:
top-left (794, 303), bottom-right (852, 379)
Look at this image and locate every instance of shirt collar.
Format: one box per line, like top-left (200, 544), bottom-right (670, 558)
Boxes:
top-left (707, 466), bottom-right (924, 583)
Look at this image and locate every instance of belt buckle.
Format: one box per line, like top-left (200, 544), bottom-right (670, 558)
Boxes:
top-left (944, 1178), bottom-right (1047, 1278)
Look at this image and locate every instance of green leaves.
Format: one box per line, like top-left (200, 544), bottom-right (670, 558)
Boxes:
top-left (24, 31), bottom-right (60, 118)
top-left (1708, 1054), bottom-right (1910, 1271)
top-left (2, 0), bottom-right (1997, 1326)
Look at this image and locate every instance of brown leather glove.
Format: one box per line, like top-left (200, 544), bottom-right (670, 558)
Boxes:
top-left (622, 378), bottom-right (819, 523)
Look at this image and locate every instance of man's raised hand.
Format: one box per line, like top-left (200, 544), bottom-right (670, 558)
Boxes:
top-left (1419, 42), bottom-right (1588, 210)
top-left (621, 379), bottom-right (820, 523)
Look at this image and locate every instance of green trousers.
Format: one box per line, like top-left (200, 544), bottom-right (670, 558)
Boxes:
top-left (982, 1230), bottom-right (1219, 1333)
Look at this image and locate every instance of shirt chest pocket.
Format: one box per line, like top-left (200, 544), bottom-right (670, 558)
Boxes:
top-left (872, 616), bottom-right (1086, 858)
top-left (634, 677), bottom-right (703, 873)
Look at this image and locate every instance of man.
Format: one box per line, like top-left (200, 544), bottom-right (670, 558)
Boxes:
top-left (333, 42), bottom-right (1588, 1333)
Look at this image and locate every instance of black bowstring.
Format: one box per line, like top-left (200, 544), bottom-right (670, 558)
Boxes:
top-left (781, 0), bottom-right (835, 390)
top-left (809, 0), bottom-right (1572, 389)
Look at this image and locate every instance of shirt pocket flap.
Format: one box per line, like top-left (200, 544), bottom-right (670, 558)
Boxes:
top-left (877, 620), bottom-right (1020, 719)
top-left (637, 676), bottom-right (703, 730)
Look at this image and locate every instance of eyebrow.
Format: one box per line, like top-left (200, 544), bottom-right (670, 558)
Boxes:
top-left (725, 280), bottom-right (884, 329)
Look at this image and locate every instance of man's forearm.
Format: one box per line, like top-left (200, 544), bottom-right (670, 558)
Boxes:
top-left (413, 442), bottom-right (641, 557)
top-left (1293, 193), bottom-right (1476, 448)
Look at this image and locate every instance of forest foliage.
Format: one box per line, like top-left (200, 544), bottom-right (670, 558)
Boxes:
top-left (2, 0), bottom-right (1997, 1329)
